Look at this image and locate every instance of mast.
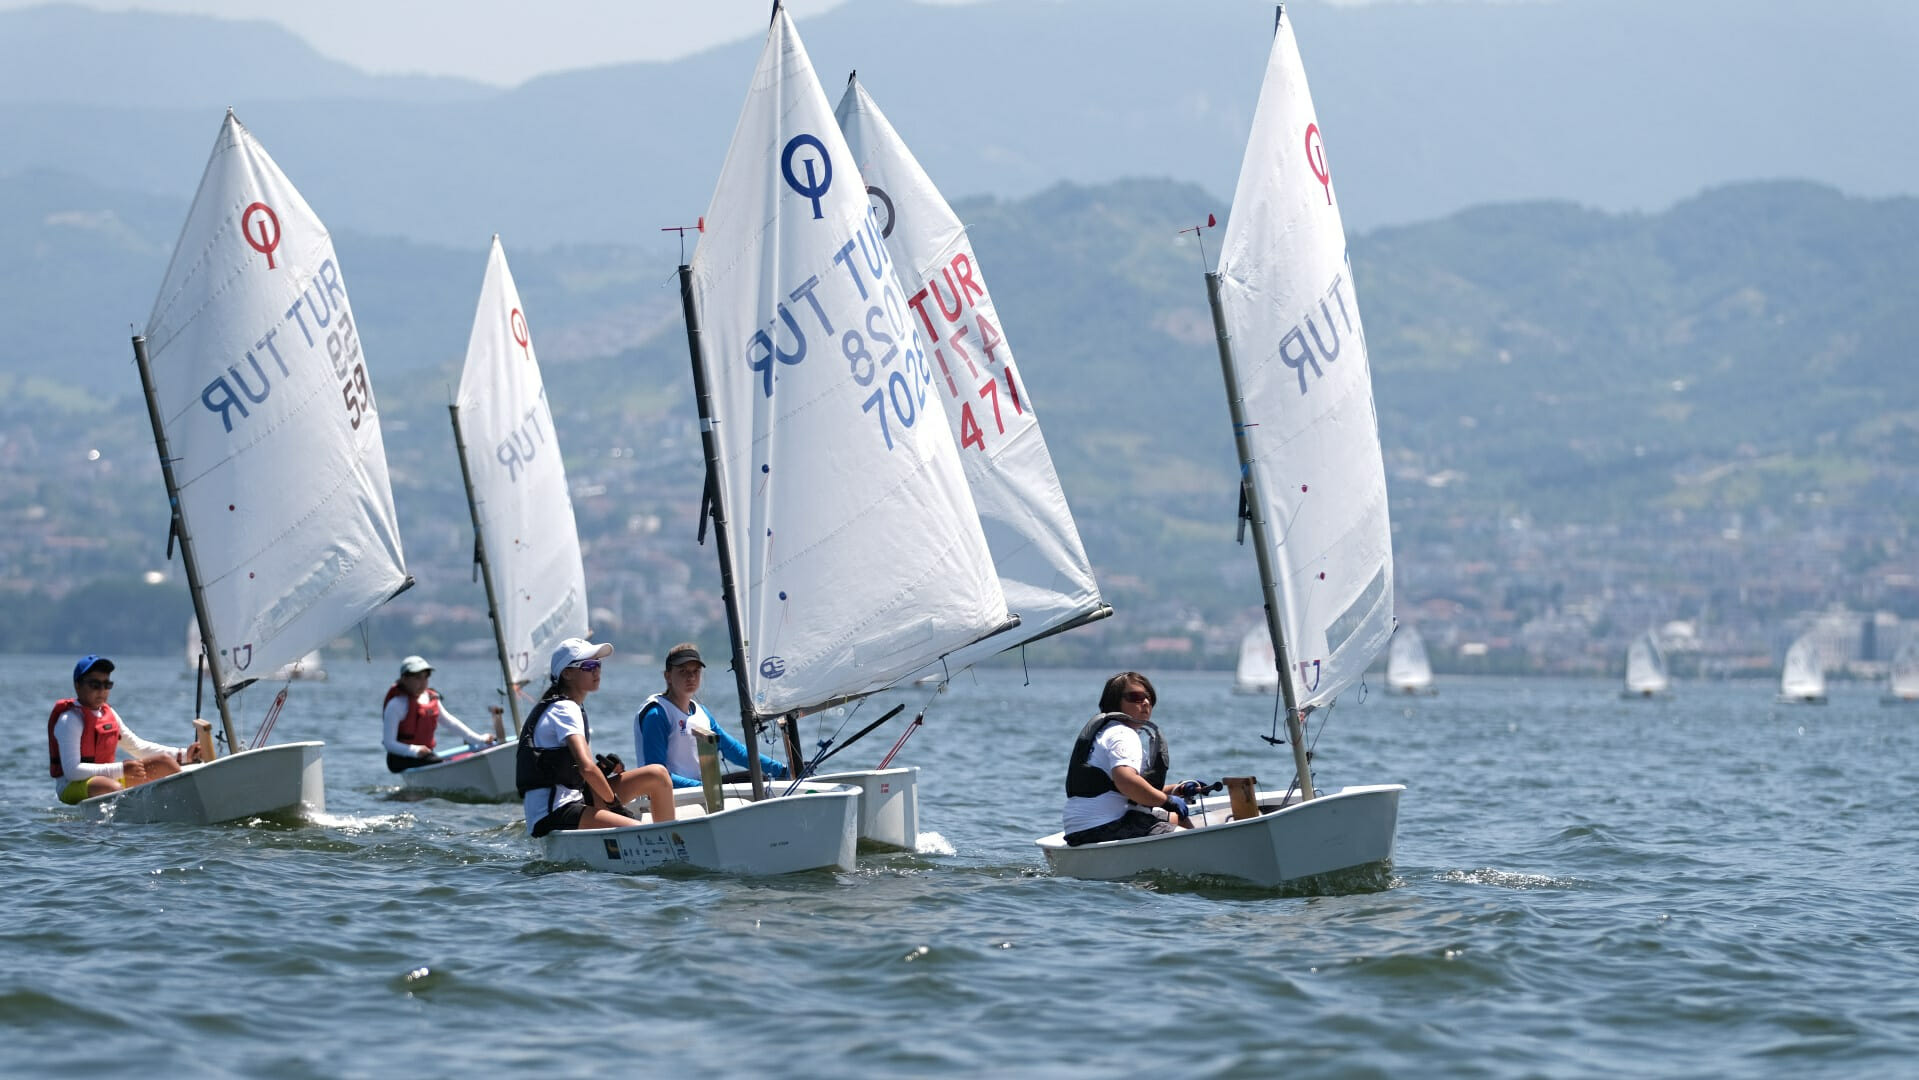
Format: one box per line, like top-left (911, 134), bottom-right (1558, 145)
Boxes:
top-left (131, 333), bottom-right (239, 752)
top-left (450, 403), bottom-right (523, 731)
top-left (678, 263), bottom-right (767, 800)
top-left (1204, 272), bottom-right (1316, 803)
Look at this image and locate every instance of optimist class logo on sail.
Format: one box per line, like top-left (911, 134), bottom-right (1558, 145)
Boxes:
top-left (744, 133), bottom-right (933, 452)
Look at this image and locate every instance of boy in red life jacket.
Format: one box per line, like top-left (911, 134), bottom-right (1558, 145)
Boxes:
top-left (382, 655), bottom-right (498, 773)
top-left (48, 655), bottom-right (200, 804)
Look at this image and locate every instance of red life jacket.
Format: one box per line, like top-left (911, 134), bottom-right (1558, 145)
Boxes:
top-left (385, 684), bottom-right (443, 749)
top-left (48, 699), bottom-right (122, 778)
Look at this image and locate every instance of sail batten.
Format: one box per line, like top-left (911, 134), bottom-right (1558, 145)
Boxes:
top-left (687, 9), bottom-right (1008, 717)
top-left (1213, 12), bottom-right (1395, 711)
top-left (144, 111), bottom-right (407, 691)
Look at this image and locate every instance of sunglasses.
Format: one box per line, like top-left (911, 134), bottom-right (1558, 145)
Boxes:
top-left (83, 679), bottom-right (113, 690)
top-left (1123, 691), bottom-right (1152, 704)
top-left (570, 659), bottom-right (602, 672)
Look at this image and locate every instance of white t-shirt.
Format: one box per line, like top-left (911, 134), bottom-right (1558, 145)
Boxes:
top-left (521, 699), bottom-right (587, 835)
top-left (1061, 721), bottom-right (1146, 835)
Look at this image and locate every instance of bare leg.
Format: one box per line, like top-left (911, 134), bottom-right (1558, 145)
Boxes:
top-left (614, 764), bottom-right (676, 823)
top-left (140, 754), bottom-right (182, 780)
top-left (86, 775), bottom-right (121, 797)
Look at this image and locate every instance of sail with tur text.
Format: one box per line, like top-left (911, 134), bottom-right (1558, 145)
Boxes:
top-left (834, 74), bottom-right (1108, 672)
top-left (455, 237), bottom-right (589, 684)
top-left (686, 6), bottom-right (1009, 717)
top-left (1213, 13), bottom-right (1395, 711)
top-left (144, 111), bottom-right (408, 691)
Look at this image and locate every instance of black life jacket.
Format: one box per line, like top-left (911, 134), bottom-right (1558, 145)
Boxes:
top-left (1064, 712), bottom-right (1168, 798)
top-left (516, 698), bottom-right (591, 796)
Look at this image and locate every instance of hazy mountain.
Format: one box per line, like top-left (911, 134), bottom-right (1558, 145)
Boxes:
top-left (0, 0), bottom-right (1912, 248)
top-left (0, 3), bottom-right (494, 106)
top-left (4, 172), bottom-right (1914, 661)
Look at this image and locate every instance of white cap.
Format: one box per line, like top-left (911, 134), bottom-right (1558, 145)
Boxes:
top-left (550, 638), bottom-right (613, 679)
top-left (398, 655), bottom-right (432, 676)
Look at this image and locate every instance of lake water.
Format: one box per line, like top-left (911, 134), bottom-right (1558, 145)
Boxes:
top-left (5, 654), bottom-right (1916, 1076)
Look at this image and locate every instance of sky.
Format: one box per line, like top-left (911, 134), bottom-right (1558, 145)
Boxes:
top-left (0, 0), bottom-right (946, 85)
top-left (0, 0), bottom-right (1381, 86)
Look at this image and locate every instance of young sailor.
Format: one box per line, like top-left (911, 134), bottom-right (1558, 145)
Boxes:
top-left (381, 655), bottom-right (496, 772)
top-left (49, 655), bottom-right (199, 804)
top-left (519, 638), bottom-right (676, 837)
top-left (633, 643), bottom-right (789, 787)
top-left (1060, 671), bottom-right (1203, 846)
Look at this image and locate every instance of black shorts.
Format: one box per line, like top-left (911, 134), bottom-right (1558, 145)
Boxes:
top-left (1063, 809), bottom-right (1175, 847)
top-left (387, 751), bottom-right (442, 773)
top-left (531, 801), bottom-right (588, 837)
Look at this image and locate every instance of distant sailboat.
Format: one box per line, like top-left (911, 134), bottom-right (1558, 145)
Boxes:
top-left (1620, 630), bottom-right (1670, 699)
top-left (1387, 624), bottom-right (1437, 696)
top-left (1777, 634), bottom-right (1828, 705)
top-left (1232, 624), bottom-right (1279, 695)
top-left (1881, 640), bottom-right (1919, 705)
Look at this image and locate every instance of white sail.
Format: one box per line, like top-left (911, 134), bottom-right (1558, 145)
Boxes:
top-left (1387, 624), bottom-right (1435, 693)
top-left (455, 237), bottom-right (589, 681)
top-left (1780, 635), bottom-right (1827, 700)
top-left (144, 112), bottom-right (407, 691)
top-left (688, 8), bottom-right (1009, 716)
top-left (833, 75), bottom-right (1107, 671)
top-left (1213, 15), bottom-right (1394, 711)
top-left (186, 618), bottom-right (322, 680)
top-left (1233, 624), bottom-right (1280, 694)
top-left (1623, 630), bottom-right (1669, 695)
top-left (1889, 640), bottom-right (1919, 700)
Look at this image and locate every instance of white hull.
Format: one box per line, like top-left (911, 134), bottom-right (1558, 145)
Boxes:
top-left (1881, 694), bottom-right (1919, 706)
top-left (1776, 693), bottom-right (1828, 705)
top-left (398, 742), bottom-right (516, 801)
top-left (1231, 678), bottom-right (1280, 697)
top-left (540, 784), bottom-right (859, 876)
top-left (803, 767), bottom-right (919, 851)
top-left (1391, 683), bottom-right (1439, 697)
top-left (1036, 784), bottom-right (1402, 888)
top-left (75, 741), bottom-right (325, 825)
top-left (1619, 688), bottom-right (1672, 700)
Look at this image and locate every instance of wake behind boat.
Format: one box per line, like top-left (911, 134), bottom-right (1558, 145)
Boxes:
top-left (96, 110), bottom-right (410, 825)
top-left (1038, 6), bottom-right (1403, 889)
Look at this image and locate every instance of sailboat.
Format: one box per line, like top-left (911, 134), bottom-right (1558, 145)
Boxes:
top-left (802, 74), bottom-right (1112, 845)
top-left (406, 237), bottom-right (588, 800)
top-left (1387, 624), bottom-right (1438, 696)
top-left (1038, 7), bottom-right (1404, 888)
top-left (103, 110), bottom-right (410, 825)
top-left (542, 5), bottom-right (1011, 874)
top-left (1777, 634), bottom-right (1828, 704)
top-left (1882, 640), bottom-right (1919, 705)
top-left (186, 618), bottom-right (323, 681)
top-left (1232, 625), bottom-right (1280, 695)
top-left (1620, 629), bottom-right (1670, 699)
